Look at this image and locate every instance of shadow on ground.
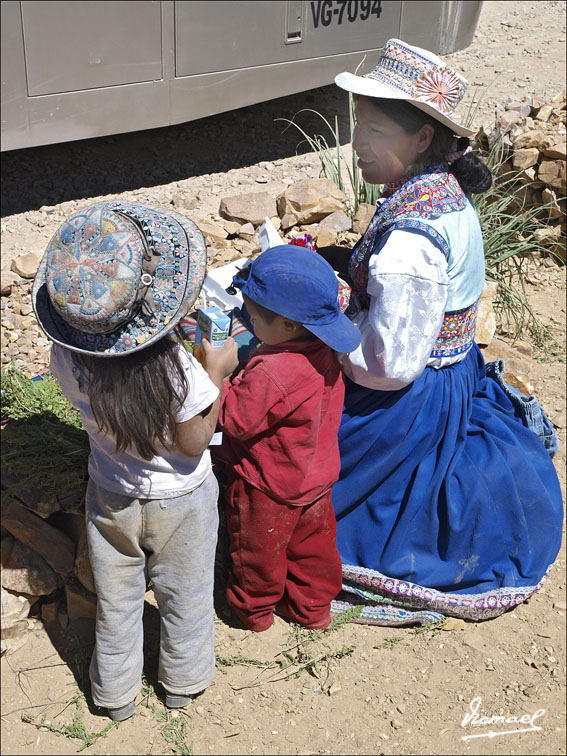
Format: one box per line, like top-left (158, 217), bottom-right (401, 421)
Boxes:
top-left (1, 85), bottom-right (351, 217)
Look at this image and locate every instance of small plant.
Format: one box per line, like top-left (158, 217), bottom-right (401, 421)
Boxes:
top-left (158, 710), bottom-right (194, 755)
top-left (474, 135), bottom-right (563, 343)
top-left (22, 692), bottom-right (119, 752)
top-left (373, 636), bottom-right (404, 650)
top-left (277, 89), bottom-right (379, 216)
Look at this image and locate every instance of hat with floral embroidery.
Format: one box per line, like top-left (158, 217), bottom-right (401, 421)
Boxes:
top-left (32, 201), bottom-right (207, 357)
top-left (335, 38), bottom-right (474, 137)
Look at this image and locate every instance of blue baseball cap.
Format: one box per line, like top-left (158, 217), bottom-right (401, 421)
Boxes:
top-left (233, 245), bottom-right (361, 353)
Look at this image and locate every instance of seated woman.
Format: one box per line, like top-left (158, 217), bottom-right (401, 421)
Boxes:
top-left (322, 39), bottom-right (563, 625)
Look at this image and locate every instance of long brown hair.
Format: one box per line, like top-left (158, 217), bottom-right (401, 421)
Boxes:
top-left (81, 337), bottom-right (189, 460)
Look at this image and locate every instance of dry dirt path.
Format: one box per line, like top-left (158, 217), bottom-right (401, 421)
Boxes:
top-left (1, 2), bottom-right (565, 755)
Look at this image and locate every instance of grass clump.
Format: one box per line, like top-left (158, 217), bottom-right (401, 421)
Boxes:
top-left (1, 366), bottom-right (89, 506)
top-left (22, 692), bottom-right (119, 752)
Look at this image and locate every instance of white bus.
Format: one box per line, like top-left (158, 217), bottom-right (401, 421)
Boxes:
top-left (1, 0), bottom-right (483, 151)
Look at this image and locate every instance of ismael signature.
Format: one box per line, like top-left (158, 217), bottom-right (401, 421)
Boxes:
top-left (460, 696), bottom-right (545, 741)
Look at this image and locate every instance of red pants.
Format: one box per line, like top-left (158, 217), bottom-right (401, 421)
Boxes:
top-left (225, 477), bottom-right (342, 631)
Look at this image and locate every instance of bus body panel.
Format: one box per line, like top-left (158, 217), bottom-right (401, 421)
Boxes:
top-left (1, 0), bottom-right (482, 152)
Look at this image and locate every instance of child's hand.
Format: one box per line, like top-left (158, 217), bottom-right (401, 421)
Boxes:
top-left (202, 336), bottom-right (239, 380)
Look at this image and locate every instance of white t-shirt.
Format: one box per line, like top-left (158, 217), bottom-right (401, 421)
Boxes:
top-left (50, 343), bottom-right (219, 499)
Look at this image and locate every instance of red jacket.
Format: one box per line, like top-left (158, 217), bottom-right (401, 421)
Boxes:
top-left (217, 338), bottom-right (345, 506)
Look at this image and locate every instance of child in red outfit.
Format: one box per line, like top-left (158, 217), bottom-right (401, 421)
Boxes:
top-left (216, 245), bottom-right (361, 631)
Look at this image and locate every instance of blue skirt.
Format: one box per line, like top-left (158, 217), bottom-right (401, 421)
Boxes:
top-left (332, 344), bottom-right (563, 599)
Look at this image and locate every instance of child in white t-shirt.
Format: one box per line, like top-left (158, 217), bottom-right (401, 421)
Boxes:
top-left (32, 201), bottom-right (238, 721)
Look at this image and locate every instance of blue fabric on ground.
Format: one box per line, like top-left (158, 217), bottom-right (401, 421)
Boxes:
top-left (332, 343), bottom-right (563, 595)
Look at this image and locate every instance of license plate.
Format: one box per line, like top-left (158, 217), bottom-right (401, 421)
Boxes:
top-left (310, 0), bottom-right (383, 28)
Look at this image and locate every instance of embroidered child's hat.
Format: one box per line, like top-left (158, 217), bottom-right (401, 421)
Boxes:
top-left (232, 245), bottom-right (361, 353)
top-left (32, 201), bottom-right (207, 357)
top-left (335, 38), bottom-right (475, 137)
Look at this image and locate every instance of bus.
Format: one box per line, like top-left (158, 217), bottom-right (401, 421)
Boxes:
top-left (1, 0), bottom-right (483, 151)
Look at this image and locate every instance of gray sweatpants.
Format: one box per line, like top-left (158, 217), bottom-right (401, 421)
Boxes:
top-left (85, 472), bottom-right (219, 709)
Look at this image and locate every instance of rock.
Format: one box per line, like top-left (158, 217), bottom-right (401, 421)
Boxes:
top-left (1, 270), bottom-right (21, 297)
top-left (196, 219), bottom-right (228, 244)
top-left (316, 227), bottom-right (338, 247)
top-left (511, 147), bottom-right (540, 171)
top-left (65, 580), bottom-right (97, 621)
top-left (281, 213), bottom-right (298, 230)
top-left (352, 203), bottom-right (376, 235)
top-left (475, 281), bottom-right (498, 346)
top-left (481, 337), bottom-right (543, 395)
top-left (318, 209), bottom-right (352, 234)
top-left (219, 192), bottom-right (277, 226)
top-left (10, 253), bottom-right (41, 279)
top-left (41, 599), bottom-right (60, 624)
top-left (442, 618), bottom-right (467, 631)
top-left (238, 222), bottom-right (255, 240)
top-left (499, 109), bottom-right (523, 126)
top-left (276, 179), bottom-right (347, 225)
top-left (1, 498), bottom-right (75, 576)
top-left (511, 128), bottom-right (547, 150)
top-left (538, 160), bottom-right (566, 191)
top-left (535, 104), bottom-right (554, 121)
top-left (543, 142), bottom-right (567, 160)
top-left (223, 220), bottom-right (242, 236)
top-left (0, 586), bottom-right (33, 634)
top-left (1, 535), bottom-right (60, 595)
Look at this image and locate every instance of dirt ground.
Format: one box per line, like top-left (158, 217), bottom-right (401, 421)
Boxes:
top-left (1, 2), bottom-right (566, 755)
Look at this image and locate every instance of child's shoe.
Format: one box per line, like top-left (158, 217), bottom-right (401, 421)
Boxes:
top-left (107, 701), bottom-right (136, 721)
top-left (276, 598), bottom-right (331, 630)
top-left (165, 694), bottom-right (194, 709)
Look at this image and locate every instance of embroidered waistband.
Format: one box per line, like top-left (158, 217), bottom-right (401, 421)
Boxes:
top-left (431, 301), bottom-right (478, 359)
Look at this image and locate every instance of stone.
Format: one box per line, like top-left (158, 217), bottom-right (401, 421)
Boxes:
top-left (352, 203), bottom-right (376, 235)
top-left (541, 189), bottom-right (564, 220)
top-left (238, 222), bottom-right (255, 240)
top-left (538, 159), bottom-right (566, 192)
top-left (481, 338), bottom-right (543, 395)
top-left (1, 270), bottom-right (21, 297)
top-left (535, 104), bottom-right (554, 121)
top-left (543, 142), bottom-right (567, 160)
top-left (1, 535), bottom-right (60, 595)
top-left (318, 209), bottom-right (352, 233)
top-left (475, 281), bottom-right (498, 347)
top-left (276, 179), bottom-right (347, 225)
top-left (511, 148), bottom-right (540, 171)
top-left (65, 580), bottom-right (97, 621)
top-left (316, 228), bottom-right (338, 247)
top-left (1, 497), bottom-right (75, 576)
top-left (281, 213), bottom-right (298, 230)
top-left (0, 585), bottom-right (32, 633)
top-left (223, 220), bottom-right (242, 236)
top-left (196, 219), bottom-right (228, 244)
top-left (510, 129), bottom-right (546, 149)
top-left (10, 253), bottom-right (41, 279)
top-left (499, 109), bottom-right (523, 126)
top-left (219, 192), bottom-right (277, 226)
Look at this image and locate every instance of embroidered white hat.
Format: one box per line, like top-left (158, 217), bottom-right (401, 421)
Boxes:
top-left (335, 38), bottom-right (475, 137)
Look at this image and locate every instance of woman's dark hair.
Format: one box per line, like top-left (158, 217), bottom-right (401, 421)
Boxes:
top-left (81, 336), bottom-right (189, 460)
top-left (359, 96), bottom-right (493, 194)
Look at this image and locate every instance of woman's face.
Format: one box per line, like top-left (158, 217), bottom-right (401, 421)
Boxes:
top-left (352, 97), bottom-right (434, 185)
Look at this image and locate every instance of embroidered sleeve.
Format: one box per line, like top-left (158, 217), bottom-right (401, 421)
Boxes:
top-left (338, 230), bottom-right (449, 389)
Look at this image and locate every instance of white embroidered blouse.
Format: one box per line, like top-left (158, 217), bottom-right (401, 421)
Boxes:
top-left (337, 229), bottom-right (474, 390)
